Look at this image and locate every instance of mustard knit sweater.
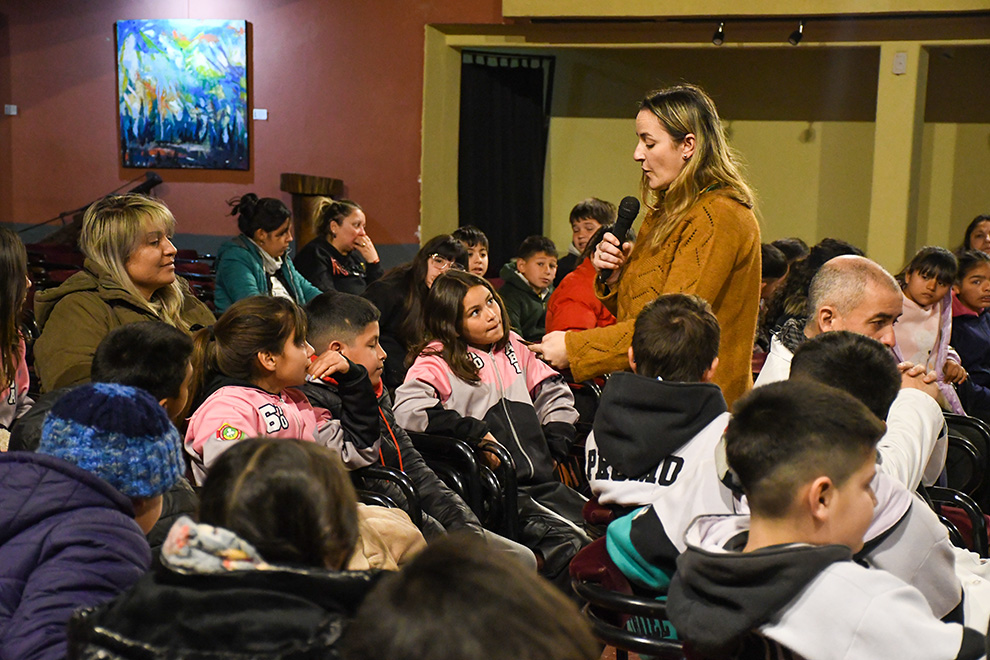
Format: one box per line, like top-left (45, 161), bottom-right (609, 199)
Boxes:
top-left (564, 191), bottom-right (761, 406)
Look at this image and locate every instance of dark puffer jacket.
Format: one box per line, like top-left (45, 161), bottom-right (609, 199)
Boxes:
top-left (67, 518), bottom-right (382, 659)
top-left (0, 452), bottom-right (150, 660)
top-left (301, 379), bottom-right (483, 540)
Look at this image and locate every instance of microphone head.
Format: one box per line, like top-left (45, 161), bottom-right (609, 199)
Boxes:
top-left (617, 196), bottom-right (640, 220)
top-left (145, 171), bottom-right (163, 184)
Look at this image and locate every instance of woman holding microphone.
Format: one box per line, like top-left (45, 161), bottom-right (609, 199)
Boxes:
top-left (530, 84), bottom-right (761, 405)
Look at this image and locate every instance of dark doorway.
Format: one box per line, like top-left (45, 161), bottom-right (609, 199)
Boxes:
top-left (458, 52), bottom-right (555, 277)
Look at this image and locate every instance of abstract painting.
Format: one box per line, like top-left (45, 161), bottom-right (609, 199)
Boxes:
top-left (116, 19), bottom-right (248, 169)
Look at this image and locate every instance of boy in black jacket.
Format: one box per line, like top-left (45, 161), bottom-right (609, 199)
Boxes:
top-left (302, 293), bottom-right (536, 566)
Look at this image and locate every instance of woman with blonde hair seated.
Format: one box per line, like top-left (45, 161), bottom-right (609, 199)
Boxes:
top-left (33, 194), bottom-right (214, 392)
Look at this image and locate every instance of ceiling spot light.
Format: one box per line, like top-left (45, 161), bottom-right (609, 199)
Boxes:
top-left (712, 21), bottom-right (725, 46)
top-left (788, 20), bottom-right (804, 46)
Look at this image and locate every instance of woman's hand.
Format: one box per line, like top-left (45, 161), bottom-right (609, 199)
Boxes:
top-left (308, 349), bottom-right (351, 380)
top-left (591, 232), bottom-right (633, 288)
top-left (943, 360), bottom-right (968, 384)
top-left (354, 235), bottom-right (380, 265)
top-left (527, 331), bottom-right (569, 370)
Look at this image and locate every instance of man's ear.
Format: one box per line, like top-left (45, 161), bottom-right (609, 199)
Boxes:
top-left (256, 350), bottom-right (278, 373)
top-left (627, 346), bottom-right (637, 372)
top-left (817, 306), bottom-right (839, 333)
top-left (701, 357), bottom-right (719, 383)
top-left (681, 133), bottom-right (696, 160)
top-left (807, 476), bottom-right (835, 523)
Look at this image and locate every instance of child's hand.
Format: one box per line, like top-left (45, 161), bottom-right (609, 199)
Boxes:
top-left (308, 350), bottom-right (350, 380)
top-left (943, 360), bottom-right (968, 384)
top-left (478, 433), bottom-right (505, 470)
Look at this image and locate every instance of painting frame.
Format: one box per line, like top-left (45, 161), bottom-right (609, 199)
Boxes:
top-left (116, 19), bottom-right (249, 170)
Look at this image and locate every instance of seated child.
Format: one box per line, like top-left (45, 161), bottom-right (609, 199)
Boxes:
top-left (12, 320), bottom-right (197, 450)
top-left (894, 246), bottom-right (965, 413)
top-left (69, 438), bottom-right (384, 658)
top-left (9, 321), bottom-right (199, 555)
top-left (394, 270), bottom-right (590, 587)
top-left (1, 382), bottom-right (183, 660)
top-left (341, 534), bottom-right (599, 660)
top-left (546, 224), bottom-right (629, 333)
top-left (753, 243), bottom-right (788, 370)
top-left (586, 294), bottom-right (737, 591)
top-left (184, 296), bottom-right (380, 485)
top-left (951, 249), bottom-right (990, 422)
top-left (790, 331), bottom-right (966, 623)
top-left (555, 197), bottom-right (616, 286)
top-left (452, 225), bottom-right (490, 278)
top-left (498, 235), bottom-right (558, 342)
top-left (667, 380), bottom-right (987, 660)
top-left (301, 291), bottom-right (536, 567)
top-left (0, 226), bottom-right (32, 450)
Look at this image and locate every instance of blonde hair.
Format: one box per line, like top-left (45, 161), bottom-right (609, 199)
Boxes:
top-left (639, 84), bottom-right (755, 246)
top-left (79, 194), bottom-right (191, 330)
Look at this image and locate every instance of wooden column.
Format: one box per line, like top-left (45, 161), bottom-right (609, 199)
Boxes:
top-left (280, 173), bottom-right (344, 250)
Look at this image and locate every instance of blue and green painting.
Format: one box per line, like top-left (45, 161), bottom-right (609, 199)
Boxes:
top-left (116, 19), bottom-right (248, 170)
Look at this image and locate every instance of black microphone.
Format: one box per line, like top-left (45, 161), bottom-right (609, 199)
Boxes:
top-left (597, 195), bottom-right (640, 284)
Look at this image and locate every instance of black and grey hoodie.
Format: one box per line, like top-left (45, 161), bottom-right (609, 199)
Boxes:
top-left (668, 515), bottom-right (988, 660)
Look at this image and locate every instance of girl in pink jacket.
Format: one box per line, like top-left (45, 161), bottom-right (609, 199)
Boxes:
top-left (184, 296), bottom-right (379, 485)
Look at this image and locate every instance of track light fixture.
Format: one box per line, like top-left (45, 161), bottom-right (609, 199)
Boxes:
top-left (788, 20), bottom-right (804, 46)
top-left (712, 21), bottom-right (725, 46)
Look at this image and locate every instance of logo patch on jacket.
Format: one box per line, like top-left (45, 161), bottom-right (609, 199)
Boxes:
top-left (217, 423), bottom-right (244, 441)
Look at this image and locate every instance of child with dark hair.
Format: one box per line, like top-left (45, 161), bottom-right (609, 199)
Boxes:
top-left (1, 382), bottom-right (184, 660)
top-left (498, 235), bottom-right (559, 341)
top-left (214, 193), bottom-right (321, 313)
top-left (363, 234), bottom-right (468, 390)
top-left (587, 294), bottom-right (737, 591)
top-left (668, 381), bottom-right (987, 660)
top-left (894, 246), bottom-right (965, 413)
top-left (555, 197), bottom-right (617, 285)
top-left (789, 331), bottom-right (970, 625)
top-left (770, 236), bottom-right (809, 264)
top-left (452, 225), bottom-right (490, 277)
top-left (0, 226), bottom-right (32, 450)
top-left (341, 534), bottom-right (599, 660)
top-left (952, 249), bottom-right (990, 422)
top-left (394, 270), bottom-right (589, 587)
top-left (753, 242), bottom-right (791, 372)
top-left (546, 223), bottom-right (632, 333)
top-left (184, 296), bottom-right (380, 485)
top-left (302, 292), bottom-right (537, 566)
top-left (69, 438), bottom-right (384, 658)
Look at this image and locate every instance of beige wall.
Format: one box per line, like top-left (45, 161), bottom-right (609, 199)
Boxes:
top-left (544, 118), bottom-right (877, 255)
top-left (919, 122), bottom-right (990, 252)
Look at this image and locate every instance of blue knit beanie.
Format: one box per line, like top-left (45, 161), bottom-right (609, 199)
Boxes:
top-left (38, 382), bottom-right (185, 499)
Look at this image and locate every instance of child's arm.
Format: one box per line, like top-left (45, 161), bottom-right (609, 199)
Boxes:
top-left (308, 358), bottom-right (381, 469)
top-left (392, 356), bottom-right (490, 444)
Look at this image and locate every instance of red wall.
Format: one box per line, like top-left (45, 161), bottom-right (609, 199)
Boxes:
top-left (0, 0), bottom-right (502, 247)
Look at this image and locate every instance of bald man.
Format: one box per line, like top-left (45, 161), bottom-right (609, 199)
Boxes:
top-left (755, 255), bottom-right (945, 490)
